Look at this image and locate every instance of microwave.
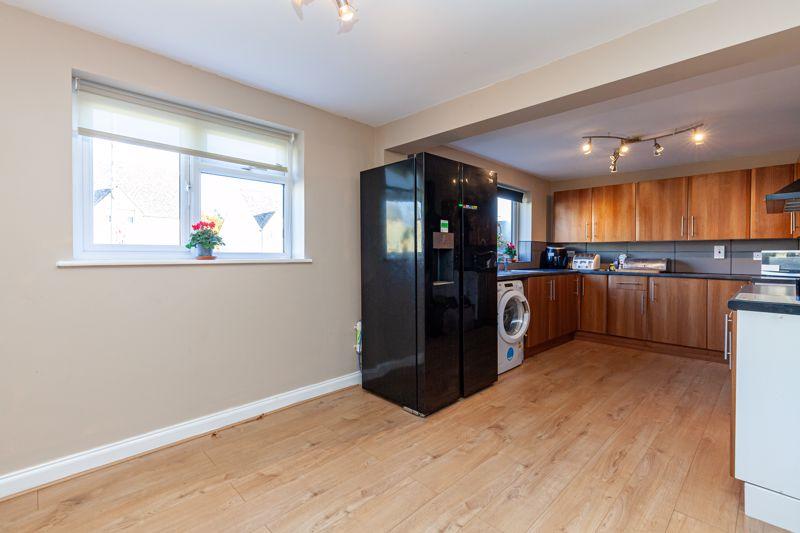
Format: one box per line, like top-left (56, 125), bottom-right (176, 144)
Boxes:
top-left (760, 250), bottom-right (800, 278)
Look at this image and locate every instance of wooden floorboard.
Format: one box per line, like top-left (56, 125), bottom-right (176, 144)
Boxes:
top-left (0, 340), bottom-right (787, 532)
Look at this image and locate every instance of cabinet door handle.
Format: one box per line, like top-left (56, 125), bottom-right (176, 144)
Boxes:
top-left (690, 215), bottom-right (696, 237)
top-left (640, 292), bottom-right (645, 315)
top-left (575, 277), bottom-right (580, 296)
top-left (581, 277), bottom-right (585, 296)
top-left (650, 279), bottom-right (655, 302)
top-left (728, 329), bottom-right (733, 370)
top-left (723, 314), bottom-right (729, 362)
top-left (585, 222), bottom-right (589, 241)
top-left (792, 212), bottom-right (796, 235)
top-left (680, 215), bottom-right (685, 237)
top-left (593, 222), bottom-right (598, 239)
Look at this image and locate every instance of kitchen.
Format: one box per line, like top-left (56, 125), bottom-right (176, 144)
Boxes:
top-left (360, 58), bottom-right (800, 531)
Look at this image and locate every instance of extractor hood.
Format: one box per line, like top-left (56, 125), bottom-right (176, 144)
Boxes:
top-left (766, 180), bottom-right (800, 213)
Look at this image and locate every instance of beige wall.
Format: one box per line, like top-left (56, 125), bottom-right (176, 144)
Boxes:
top-left (0, 4), bottom-right (374, 476)
top-left (427, 147), bottom-right (549, 243)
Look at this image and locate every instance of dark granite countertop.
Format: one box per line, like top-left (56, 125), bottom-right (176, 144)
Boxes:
top-left (728, 282), bottom-right (800, 315)
top-left (497, 269), bottom-right (754, 282)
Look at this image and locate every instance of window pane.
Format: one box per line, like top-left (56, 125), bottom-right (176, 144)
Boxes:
top-left (497, 197), bottom-right (513, 245)
top-left (91, 138), bottom-right (181, 245)
top-left (200, 173), bottom-right (284, 254)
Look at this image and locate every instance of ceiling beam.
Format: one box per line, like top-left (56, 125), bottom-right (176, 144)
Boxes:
top-left (375, 1), bottom-right (800, 158)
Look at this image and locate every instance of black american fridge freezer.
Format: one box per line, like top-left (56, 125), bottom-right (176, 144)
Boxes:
top-left (360, 153), bottom-right (497, 416)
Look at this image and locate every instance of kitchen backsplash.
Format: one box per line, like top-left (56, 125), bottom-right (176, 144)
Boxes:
top-left (560, 239), bottom-right (800, 275)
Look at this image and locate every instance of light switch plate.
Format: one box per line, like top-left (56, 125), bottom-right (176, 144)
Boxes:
top-left (714, 245), bottom-right (725, 259)
top-left (753, 251), bottom-right (763, 261)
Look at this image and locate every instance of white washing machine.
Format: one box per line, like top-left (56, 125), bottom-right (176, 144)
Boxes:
top-left (497, 280), bottom-right (530, 374)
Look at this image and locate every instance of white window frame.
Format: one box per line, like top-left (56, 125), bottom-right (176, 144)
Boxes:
top-left (497, 196), bottom-right (521, 249)
top-left (190, 158), bottom-right (292, 259)
top-left (73, 135), bottom-right (293, 260)
top-left (509, 199), bottom-right (521, 247)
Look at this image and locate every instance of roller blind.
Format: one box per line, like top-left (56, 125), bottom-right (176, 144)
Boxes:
top-left (74, 78), bottom-right (292, 173)
top-left (497, 185), bottom-right (524, 203)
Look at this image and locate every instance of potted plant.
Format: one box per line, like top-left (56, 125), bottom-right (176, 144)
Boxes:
top-left (504, 242), bottom-right (517, 262)
top-left (187, 219), bottom-right (224, 260)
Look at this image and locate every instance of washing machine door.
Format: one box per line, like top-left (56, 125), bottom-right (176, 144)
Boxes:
top-left (498, 290), bottom-right (530, 344)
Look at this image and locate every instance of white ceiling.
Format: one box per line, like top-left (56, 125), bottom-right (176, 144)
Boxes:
top-left (451, 64), bottom-right (800, 180)
top-left (4, 0), bottom-right (713, 126)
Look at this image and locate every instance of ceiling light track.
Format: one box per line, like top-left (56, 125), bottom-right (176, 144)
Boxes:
top-left (580, 122), bottom-right (705, 173)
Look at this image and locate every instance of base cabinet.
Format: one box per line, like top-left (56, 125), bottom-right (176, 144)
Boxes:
top-left (525, 276), bottom-right (552, 348)
top-left (526, 273), bottom-right (743, 360)
top-left (553, 274), bottom-right (579, 338)
top-left (708, 279), bottom-right (750, 352)
top-left (579, 275), bottom-right (607, 334)
top-left (607, 276), bottom-right (648, 340)
top-left (647, 277), bottom-right (708, 349)
top-left (525, 274), bottom-right (579, 348)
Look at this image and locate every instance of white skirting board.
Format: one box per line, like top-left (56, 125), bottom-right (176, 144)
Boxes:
top-left (0, 370), bottom-right (362, 501)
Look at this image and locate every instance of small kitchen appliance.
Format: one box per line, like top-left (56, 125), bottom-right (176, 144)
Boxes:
top-left (540, 246), bottom-right (569, 269)
top-left (760, 250), bottom-right (800, 278)
top-left (572, 253), bottom-right (601, 271)
top-left (619, 258), bottom-right (669, 273)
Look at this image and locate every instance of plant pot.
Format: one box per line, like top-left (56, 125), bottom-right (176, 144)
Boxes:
top-left (195, 245), bottom-right (216, 260)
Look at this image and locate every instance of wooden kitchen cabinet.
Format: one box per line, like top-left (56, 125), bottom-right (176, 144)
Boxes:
top-left (646, 277), bottom-right (708, 349)
top-left (579, 274), bottom-right (607, 334)
top-left (607, 276), bottom-right (647, 340)
top-left (707, 279), bottom-right (749, 352)
top-left (525, 274), bottom-right (579, 348)
top-left (525, 276), bottom-right (552, 348)
top-left (553, 188), bottom-right (592, 242)
top-left (750, 164), bottom-right (796, 239)
top-left (636, 177), bottom-right (688, 241)
top-left (688, 170), bottom-right (750, 240)
top-left (551, 274), bottom-right (579, 338)
top-left (591, 183), bottom-right (635, 242)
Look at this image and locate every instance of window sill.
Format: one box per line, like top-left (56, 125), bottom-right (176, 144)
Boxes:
top-left (57, 258), bottom-right (312, 268)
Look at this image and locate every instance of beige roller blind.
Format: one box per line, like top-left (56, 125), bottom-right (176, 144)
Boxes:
top-left (74, 79), bottom-right (292, 173)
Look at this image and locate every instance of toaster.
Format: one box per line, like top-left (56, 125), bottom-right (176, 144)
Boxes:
top-left (572, 253), bottom-right (601, 270)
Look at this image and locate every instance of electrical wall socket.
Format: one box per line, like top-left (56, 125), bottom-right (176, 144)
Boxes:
top-left (753, 251), bottom-right (763, 261)
top-left (714, 245), bottom-right (725, 259)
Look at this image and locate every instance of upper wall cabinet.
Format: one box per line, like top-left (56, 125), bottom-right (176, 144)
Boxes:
top-left (636, 177), bottom-right (688, 241)
top-left (553, 188), bottom-right (592, 242)
top-left (687, 170), bottom-right (750, 240)
top-left (750, 164), bottom-right (796, 239)
top-left (591, 183), bottom-right (635, 242)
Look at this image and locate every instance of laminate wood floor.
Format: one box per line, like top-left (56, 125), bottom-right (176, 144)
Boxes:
top-left (0, 340), bottom-right (787, 532)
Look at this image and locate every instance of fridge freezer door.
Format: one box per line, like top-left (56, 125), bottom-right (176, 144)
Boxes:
top-left (360, 159), bottom-right (419, 411)
top-left (461, 163), bottom-right (498, 397)
top-left (419, 153), bottom-right (462, 415)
